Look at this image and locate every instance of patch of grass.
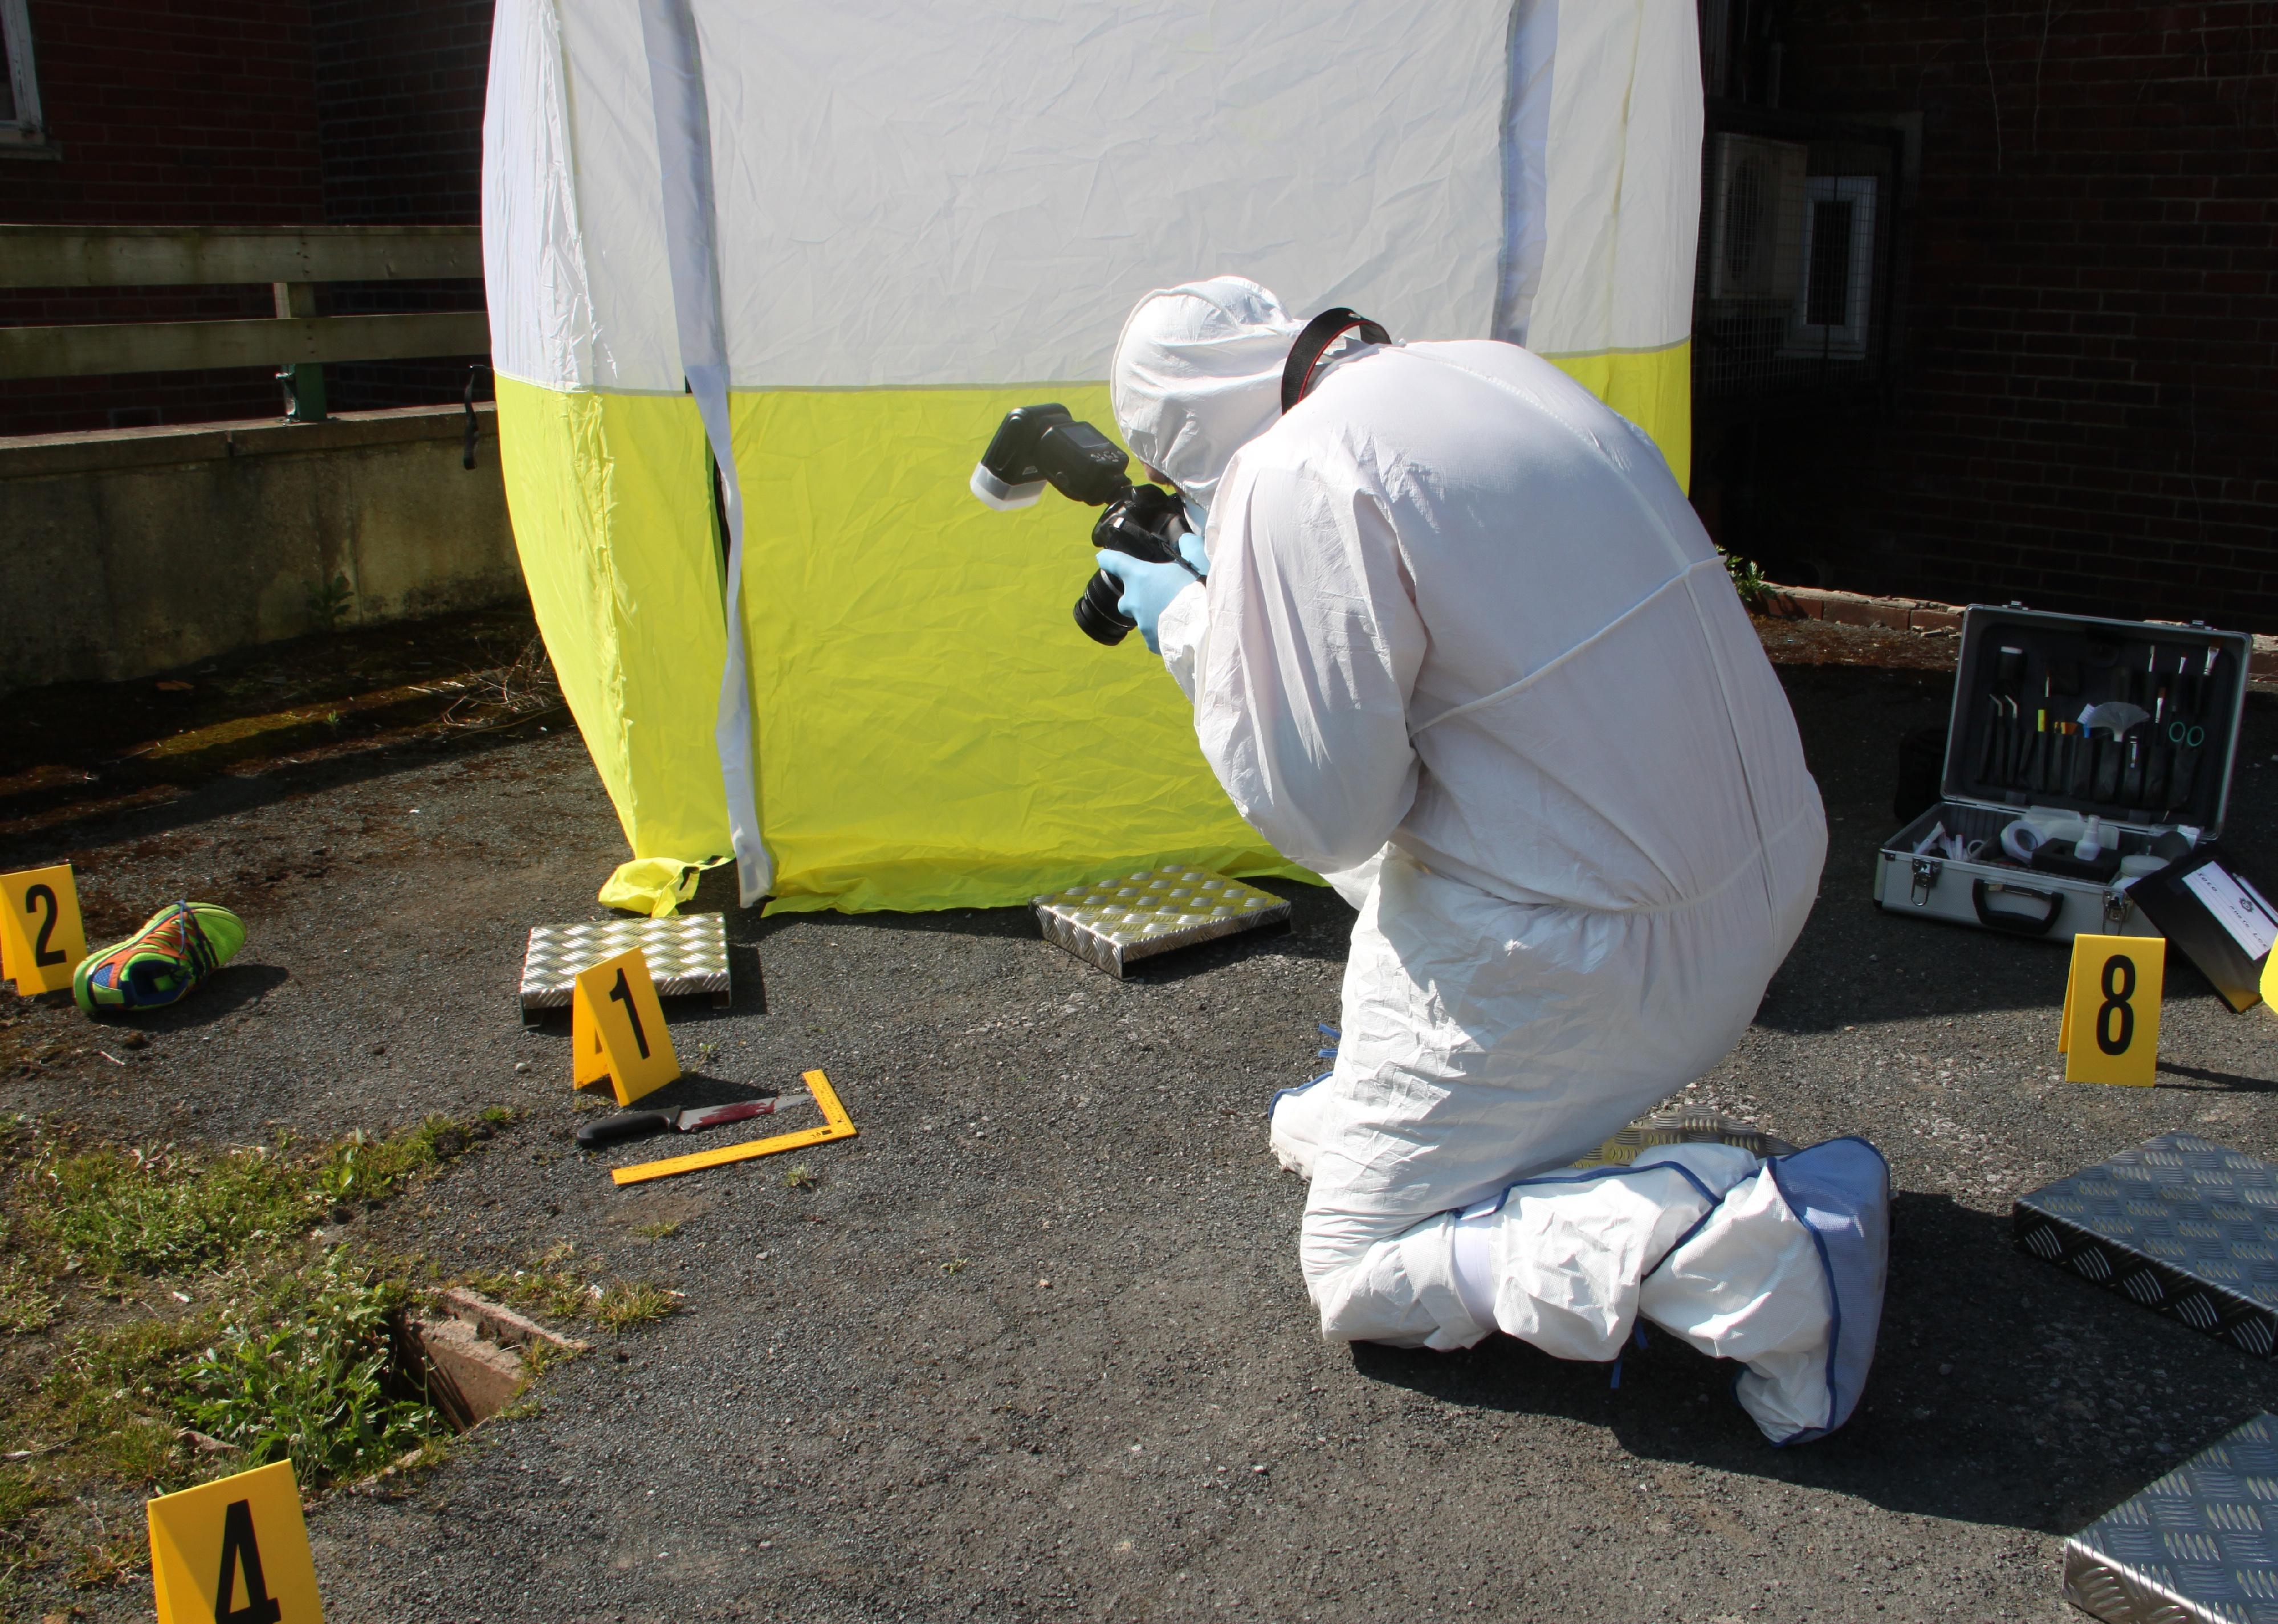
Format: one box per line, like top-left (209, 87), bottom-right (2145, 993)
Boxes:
top-left (630, 1220), bottom-right (680, 1240)
top-left (34, 1144), bottom-right (306, 1282)
top-left (0, 1463), bottom-right (55, 1577)
top-left (0, 1255), bottom-right (59, 1334)
top-left (468, 1250), bottom-right (679, 1337)
top-left (590, 1283), bottom-right (675, 1332)
top-left (942, 1258), bottom-right (968, 1276)
top-left (45, 1317), bottom-right (216, 1485)
top-left (465, 1266), bottom-right (589, 1325)
top-left (0, 1112), bottom-right (515, 1612)
top-left (13, 1253), bottom-right (451, 1596)
top-left (67, 1535), bottom-right (137, 1591)
top-left (312, 1116), bottom-right (486, 1208)
top-left (0, 1468), bottom-right (48, 1527)
top-left (22, 1113), bottom-right (497, 1283)
top-left (183, 1251), bottom-right (431, 1486)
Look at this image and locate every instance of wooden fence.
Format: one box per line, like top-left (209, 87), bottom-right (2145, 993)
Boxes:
top-left (0, 225), bottom-right (486, 420)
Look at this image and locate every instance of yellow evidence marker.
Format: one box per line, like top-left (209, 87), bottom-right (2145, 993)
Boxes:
top-left (2060, 932), bottom-right (2165, 1086)
top-left (613, 1069), bottom-right (857, 1186)
top-left (148, 1459), bottom-right (323, 1624)
top-left (0, 864), bottom-right (87, 997)
top-left (570, 946), bottom-right (680, 1105)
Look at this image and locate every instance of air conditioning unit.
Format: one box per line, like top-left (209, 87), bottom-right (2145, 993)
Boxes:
top-left (1780, 176), bottom-right (1880, 359)
top-left (1707, 134), bottom-right (1807, 301)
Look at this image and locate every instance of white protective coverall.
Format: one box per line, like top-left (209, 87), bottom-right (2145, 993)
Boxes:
top-left (1111, 279), bottom-right (1855, 1440)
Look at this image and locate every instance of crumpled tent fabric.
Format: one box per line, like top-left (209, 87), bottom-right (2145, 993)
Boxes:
top-left (595, 857), bottom-right (704, 918)
top-left (482, 0), bottom-right (1704, 910)
top-left (1128, 292), bottom-right (1834, 1423)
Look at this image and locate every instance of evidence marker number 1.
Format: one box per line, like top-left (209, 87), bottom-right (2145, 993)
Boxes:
top-left (570, 945), bottom-right (680, 1105)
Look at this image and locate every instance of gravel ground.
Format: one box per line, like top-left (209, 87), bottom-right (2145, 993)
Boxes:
top-left (6, 650), bottom-right (2278, 1623)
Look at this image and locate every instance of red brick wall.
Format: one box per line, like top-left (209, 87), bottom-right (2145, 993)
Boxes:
top-left (1768, 1), bottom-right (2278, 630)
top-left (0, 0), bottom-right (328, 434)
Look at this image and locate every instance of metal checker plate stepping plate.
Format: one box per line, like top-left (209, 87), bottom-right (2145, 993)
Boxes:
top-left (1570, 1109), bottom-right (1798, 1170)
top-left (1033, 867), bottom-right (1291, 977)
top-left (2064, 1410), bottom-right (2278, 1624)
top-left (2013, 1132), bottom-right (2278, 1359)
top-left (519, 913), bottom-right (731, 1016)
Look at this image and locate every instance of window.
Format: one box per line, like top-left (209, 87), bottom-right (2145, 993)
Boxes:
top-left (1, 0), bottom-right (51, 155)
top-left (1780, 177), bottom-right (1878, 361)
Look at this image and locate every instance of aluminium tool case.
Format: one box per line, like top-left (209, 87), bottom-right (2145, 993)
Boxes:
top-left (1872, 605), bottom-right (2248, 944)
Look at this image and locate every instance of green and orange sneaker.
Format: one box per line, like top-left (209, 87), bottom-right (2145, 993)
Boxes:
top-left (71, 901), bottom-right (246, 1015)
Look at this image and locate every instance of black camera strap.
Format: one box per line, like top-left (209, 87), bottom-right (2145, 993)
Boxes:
top-left (1280, 307), bottom-right (1392, 413)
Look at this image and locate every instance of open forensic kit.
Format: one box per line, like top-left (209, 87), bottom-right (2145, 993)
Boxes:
top-left (1874, 606), bottom-right (2249, 942)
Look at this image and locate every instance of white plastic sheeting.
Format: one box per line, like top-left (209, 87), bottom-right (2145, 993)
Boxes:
top-left (485, 0), bottom-right (1518, 394)
top-left (1499, 0), bottom-right (1702, 359)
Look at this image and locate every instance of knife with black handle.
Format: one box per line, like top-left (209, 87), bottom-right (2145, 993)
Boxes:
top-left (575, 1096), bottom-right (792, 1150)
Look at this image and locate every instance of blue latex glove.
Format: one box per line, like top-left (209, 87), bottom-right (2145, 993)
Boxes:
top-left (1095, 549), bottom-right (1200, 654)
top-left (1177, 527), bottom-right (1209, 580)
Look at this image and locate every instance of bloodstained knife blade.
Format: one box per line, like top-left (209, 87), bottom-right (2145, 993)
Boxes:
top-left (575, 1095), bottom-right (797, 1149)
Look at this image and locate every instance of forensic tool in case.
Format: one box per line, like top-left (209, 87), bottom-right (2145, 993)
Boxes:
top-left (1033, 867), bottom-right (1291, 977)
top-left (574, 1096), bottom-right (797, 1149)
top-left (1875, 606), bottom-right (2249, 943)
top-left (2064, 1411), bottom-right (2278, 1624)
top-left (519, 913), bottom-right (731, 1022)
top-left (2014, 1133), bottom-right (2278, 1357)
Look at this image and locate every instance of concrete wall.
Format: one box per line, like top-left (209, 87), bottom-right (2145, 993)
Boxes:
top-left (0, 402), bottom-right (522, 692)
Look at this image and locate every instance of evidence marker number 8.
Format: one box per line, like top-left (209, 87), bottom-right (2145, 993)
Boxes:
top-left (2095, 954), bottom-right (2135, 1055)
top-left (2060, 932), bottom-right (2164, 1086)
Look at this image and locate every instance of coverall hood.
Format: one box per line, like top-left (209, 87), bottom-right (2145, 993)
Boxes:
top-left (1110, 276), bottom-right (1301, 520)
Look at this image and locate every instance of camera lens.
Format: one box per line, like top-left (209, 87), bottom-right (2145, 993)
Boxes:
top-left (1073, 569), bottom-right (1134, 646)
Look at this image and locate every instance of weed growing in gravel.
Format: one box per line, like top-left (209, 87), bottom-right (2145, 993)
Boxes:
top-left (466, 1250), bottom-right (681, 1335)
top-left (784, 1163), bottom-right (816, 1190)
top-left (471, 1265), bottom-right (593, 1323)
top-left (590, 1283), bottom-right (676, 1331)
top-left (631, 1219), bottom-right (680, 1239)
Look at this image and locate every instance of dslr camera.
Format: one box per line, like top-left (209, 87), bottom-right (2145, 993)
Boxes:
top-left (969, 405), bottom-right (1190, 646)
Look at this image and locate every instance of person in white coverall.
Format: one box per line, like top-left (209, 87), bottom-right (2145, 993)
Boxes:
top-left (1093, 278), bottom-right (1857, 1434)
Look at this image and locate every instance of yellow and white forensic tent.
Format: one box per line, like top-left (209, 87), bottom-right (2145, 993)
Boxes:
top-left (480, 0), bottom-right (1702, 914)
